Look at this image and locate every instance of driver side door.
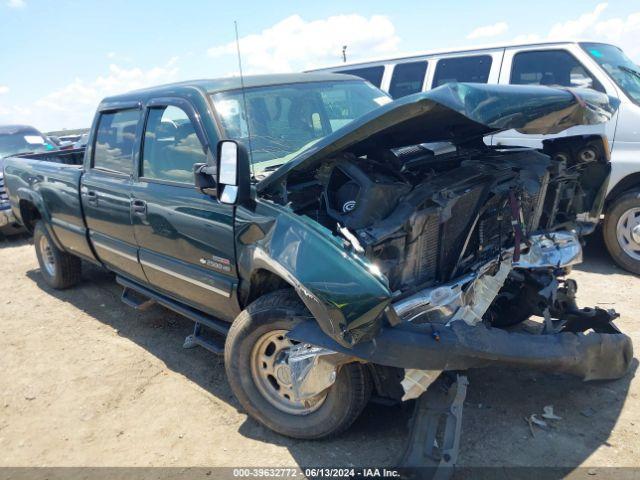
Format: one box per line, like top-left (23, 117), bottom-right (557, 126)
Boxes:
top-left (130, 98), bottom-right (240, 321)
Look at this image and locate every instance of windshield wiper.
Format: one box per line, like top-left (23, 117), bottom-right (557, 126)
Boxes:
top-left (619, 65), bottom-right (640, 80)
top-left (260, 163), bottom-right (285, 172)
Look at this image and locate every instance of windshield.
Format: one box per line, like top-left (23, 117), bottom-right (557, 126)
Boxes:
top-left (0, 131), bottom-right (53, 158)
top-left (581, 42), bottom-right (640, 105)
top-left (211, 80), bottom-right (390, 174)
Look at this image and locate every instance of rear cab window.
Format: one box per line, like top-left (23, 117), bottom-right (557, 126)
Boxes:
top-left (338, 66), bottom-right (385, 87)
top-left (433, 55), bottom-right (492, 88)
top-left (510, 49), bottom-right (605, 92)
top-left (389, 61), bottom-right (428, 98)
top-left (141, 105), bottom-right (206, 185)
top-left (93, 109), bottom-right (140, 174)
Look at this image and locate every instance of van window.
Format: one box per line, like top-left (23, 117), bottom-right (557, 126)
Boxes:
top-left (389, 61), bottom-right (428, 98)
top-left (433, 55), bottom-right (492, 88)
top-left (511, 50), bottom-right (604, 92)
top-left (93, 109), bottom-right (140, 174)
top-left (141, 105), bottom-right (206, 184)
top-left (339, 66), bottom-right (385, 87)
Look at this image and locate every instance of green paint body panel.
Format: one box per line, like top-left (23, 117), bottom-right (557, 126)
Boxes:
top-left (235, 200), bottom-right (392, 346)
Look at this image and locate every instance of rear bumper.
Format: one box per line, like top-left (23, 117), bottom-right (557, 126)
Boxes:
top-left (289, 319), bottom-right (633, 381)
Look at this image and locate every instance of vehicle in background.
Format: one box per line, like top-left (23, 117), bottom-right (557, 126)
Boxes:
top-left (45, 129), bottom-right (91, 151)
top-left (0, 125), bottom-right (56, 235)
top-left (73, 133), bottom-right (89, 149)
top-left (57, 134), bottom-right (82, 144)
top-left (46, 135), bottom-right (62, 147)
top-left (2, 75), bottom-right (632, 453)
top-left (310, 41), bottom-right (640, 274)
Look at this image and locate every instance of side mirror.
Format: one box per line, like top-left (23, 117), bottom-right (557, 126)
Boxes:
top-left (193, 163), bottom-right (217, 197)
top-left (216, 140), bottom-right (251, 205)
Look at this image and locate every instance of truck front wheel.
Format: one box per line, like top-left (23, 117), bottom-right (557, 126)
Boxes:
top-left (604, 191), bottom-right (640, 275)
top-left (34, 221), bottom-right (81, 289)
top-left (224, 289), bottom-right (371, 439)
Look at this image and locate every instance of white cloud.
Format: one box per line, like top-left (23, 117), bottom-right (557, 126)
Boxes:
top-left (467, 22), bottom-right (508, 40)
top-left (208, 14), bottom-right (400, 73)
top-left (6, 0), bottom-right (25, 8)
top-left (548, 3), bottom-right (608, 39)
top-left (0, 86), bottom-right (9, 94)
top-left (512, 3), bottom-right (640, 63)
top-left (0, 59), bottom-right (179, 130)
top-left (594, 11), bottom-right (640, 62)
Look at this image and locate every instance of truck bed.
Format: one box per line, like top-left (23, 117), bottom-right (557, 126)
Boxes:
top-left (13, 147), bottom-right (85, 165)
top-left (3, 149), bottom-right (95, 261)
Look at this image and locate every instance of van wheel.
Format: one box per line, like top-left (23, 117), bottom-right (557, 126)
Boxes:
top-left (224, 289), bottom-right (371, 439)
top-left (604, 191), bottom-right (640, 275)
top-left (34, 221), bottom-right (81, 289)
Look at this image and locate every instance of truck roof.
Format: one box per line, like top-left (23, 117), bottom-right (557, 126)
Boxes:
top-left (100, 72), bottom-right (360, 105)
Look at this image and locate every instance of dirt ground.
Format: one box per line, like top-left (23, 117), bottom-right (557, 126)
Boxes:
top-left (0, 230), bottom-right (638, 474)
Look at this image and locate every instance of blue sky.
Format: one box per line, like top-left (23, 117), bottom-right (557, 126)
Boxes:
top-left (1, 0), bottom-right (639, 130)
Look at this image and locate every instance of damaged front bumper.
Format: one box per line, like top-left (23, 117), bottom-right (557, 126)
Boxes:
top-left (288, 230), bottom-right (633, 383)
top-left (289, 314), bottom-right (633, 382)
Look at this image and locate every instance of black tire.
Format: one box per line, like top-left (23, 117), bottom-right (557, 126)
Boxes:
top-left (34, 221), bottom-right (81, 289)
top-left (603, 191), bottom-right (640, 275)
top-left (224, 289), bottom-right (371, 439)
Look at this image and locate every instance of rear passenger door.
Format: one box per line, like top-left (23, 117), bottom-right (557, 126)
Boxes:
top-left (493, 46), bottom-right (618, 148)
top-left (81, 106), bottom-right (147, 282)
top-left (130, 99), bottom-right (240, 321)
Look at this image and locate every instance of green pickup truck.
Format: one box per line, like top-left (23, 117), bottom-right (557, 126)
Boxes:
top-left (3, 73), bottom-right (633, 441)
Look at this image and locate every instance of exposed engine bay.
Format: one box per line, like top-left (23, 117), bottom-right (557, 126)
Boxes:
top-left (276, 134), bottom-right (629, 407)
top-left (275, 135), bottom-right (609, 332)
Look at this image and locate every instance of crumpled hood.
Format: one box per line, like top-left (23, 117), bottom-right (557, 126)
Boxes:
top-left (257, 82), bottom-right (619, 193)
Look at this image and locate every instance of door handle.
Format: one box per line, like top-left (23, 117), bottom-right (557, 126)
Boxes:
top-left (131, 199), bottom-right (147, 216)
top-left (85, 190), bottom-right (98, 205)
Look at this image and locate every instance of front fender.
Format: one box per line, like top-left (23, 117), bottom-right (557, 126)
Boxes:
top-left (235, 201), bottom-right (392, 347)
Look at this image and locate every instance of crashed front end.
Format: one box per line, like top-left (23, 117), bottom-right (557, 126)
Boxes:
top-left (253, 83), bottom-right (633, 401)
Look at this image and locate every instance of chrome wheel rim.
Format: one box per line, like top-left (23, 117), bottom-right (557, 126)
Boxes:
top-left (617, 207), bottom-right (640, 261)
top-left (39, 235), bottom-right (56, 276)
top-left (250, 329), bottom-right (327, 415)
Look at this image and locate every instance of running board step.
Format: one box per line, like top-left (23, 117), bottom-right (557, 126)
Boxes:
top-left (121, 287), bottom-right (155, 310)
top-left (183, 323), bottom-right (224, 355)
top-left (116, 276), bottom-right (230, 337)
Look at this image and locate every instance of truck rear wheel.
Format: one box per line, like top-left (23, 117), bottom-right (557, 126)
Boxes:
top-left (224, 289), bottom-right (371, 439)
top-left (34, 221), bottom-right (81, 289)
top-left (604, 191), bottom-right (640, 275)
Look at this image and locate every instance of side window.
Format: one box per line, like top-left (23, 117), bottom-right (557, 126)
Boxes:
top-left (433, 55), bottom-right (493, 88)
top-left (340, 66), bottom-right (385, 87)
top-left (389, 61), bottom-right (428, 98)
top-left (141, 105), bottom-right (206, 184)
top-left (510, 50), bottom-right (605, 92)
top-left (93, 109), bottom-right (140, 174)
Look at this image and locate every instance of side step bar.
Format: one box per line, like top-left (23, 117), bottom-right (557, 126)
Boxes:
top-left (183, 323), bottom-right (224, 355)
top-left (116, 276), bottom-right (229, 354)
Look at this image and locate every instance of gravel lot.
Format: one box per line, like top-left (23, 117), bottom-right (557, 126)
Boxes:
top-left (0, 231), bottom-right (638, 474)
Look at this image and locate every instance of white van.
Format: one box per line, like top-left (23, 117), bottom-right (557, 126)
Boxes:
top-left (310, 41), bottom-right (640, 275)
